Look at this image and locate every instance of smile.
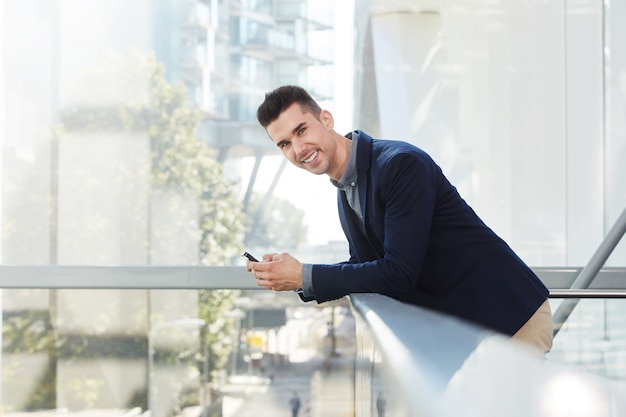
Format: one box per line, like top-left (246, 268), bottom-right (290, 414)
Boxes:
top-left (303, 150), bottom-right (318, 164)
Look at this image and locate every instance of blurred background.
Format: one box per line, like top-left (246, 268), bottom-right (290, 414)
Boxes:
top-left (1, 0), bottom-right (625, 416)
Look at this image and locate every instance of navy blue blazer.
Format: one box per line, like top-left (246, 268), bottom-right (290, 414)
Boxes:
top-left (309, 130), bottom-right (549, 336)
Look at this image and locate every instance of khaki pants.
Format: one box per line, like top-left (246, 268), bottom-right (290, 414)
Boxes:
top-left (512, 300), bottom-right (554, 354)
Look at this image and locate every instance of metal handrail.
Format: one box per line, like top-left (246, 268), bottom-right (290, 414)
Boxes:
top-left (0, 265), bottom-right (254, 289)
top-left (347, 292), bottom-right (626, 417)
top-left (549, 289), bottom-right (626, 298)
top-left (552, 205), bottom-right (626, 336)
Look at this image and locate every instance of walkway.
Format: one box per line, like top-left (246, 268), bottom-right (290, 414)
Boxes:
top-left (222, 356), bottom-right (354, 417)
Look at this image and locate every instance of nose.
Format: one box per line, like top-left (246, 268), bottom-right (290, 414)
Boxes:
top-left (292, 136), bottom-right (307, 157)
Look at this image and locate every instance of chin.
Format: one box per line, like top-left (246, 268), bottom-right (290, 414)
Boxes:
top-left (307, 166), bottom-right (327, 176)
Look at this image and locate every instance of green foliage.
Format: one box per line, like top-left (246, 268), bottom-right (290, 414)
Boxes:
top-left (198, 289), bottom-right (239, 380)
top-left (2, 311), bottom-right (57, 354)
top-left (2, 310), bottom-right (58, 411)
top-left (124, 52), bottom-right (247, 388)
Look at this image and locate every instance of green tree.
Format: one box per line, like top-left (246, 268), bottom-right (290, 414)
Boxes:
top-left (125, 53), bottom-right (247, 382)
top-left (82, 51), bottom-right (248, 387)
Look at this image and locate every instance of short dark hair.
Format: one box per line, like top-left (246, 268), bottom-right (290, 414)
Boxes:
top-left (256, 85), bottom-right (322, 128)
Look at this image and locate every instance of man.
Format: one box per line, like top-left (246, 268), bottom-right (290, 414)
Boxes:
top-left (246, 85), bottom-right (553, 353)
top-left (376, 391), bottom-right (387, 417)
top-left (289, 391), bottom-right (301, 417)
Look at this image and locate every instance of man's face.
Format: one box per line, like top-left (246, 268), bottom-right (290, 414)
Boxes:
top-left (266, 103), bottom-right (340, 178)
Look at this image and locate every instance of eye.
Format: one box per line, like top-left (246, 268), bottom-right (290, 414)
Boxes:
top-left (277, 141), bottom-right (290, 149)
top-left (297, 127), bottom-right (306, 135)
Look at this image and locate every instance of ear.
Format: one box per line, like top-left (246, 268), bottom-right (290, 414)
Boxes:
top-left (320, 109), bottom-right (334, 130)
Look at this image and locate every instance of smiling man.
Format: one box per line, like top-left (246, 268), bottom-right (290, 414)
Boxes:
top-left (245, 85), bottom-right (553, 353)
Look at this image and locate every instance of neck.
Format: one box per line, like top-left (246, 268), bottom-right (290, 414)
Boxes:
top-left (328, 133), bottom-right (353, 182)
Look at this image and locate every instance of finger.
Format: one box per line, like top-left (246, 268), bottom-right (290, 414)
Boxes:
top-left (262, 253), bottom-right (277, 262)
top-left (246, 260), bottom-right (258, 272)
top-left (250, 262), bottom-right (267, 274)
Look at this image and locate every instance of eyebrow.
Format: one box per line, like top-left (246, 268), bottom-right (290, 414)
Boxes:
top-left (291, 122), bottom-right (306, 136)
top-left (276, 122), bottom-right (307, 148)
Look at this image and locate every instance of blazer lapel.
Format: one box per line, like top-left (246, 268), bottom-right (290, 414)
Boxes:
top-left (354, 130), bottom-right (372, 224)
top-left (341, 131), bottom-right (382, 260)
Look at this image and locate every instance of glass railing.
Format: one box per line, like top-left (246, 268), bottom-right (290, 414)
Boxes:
top-left (3, 267), bottom-right (626, 417)
top-left (350, 290), bottom-right (626, 417)
top-left (548, 296), bottom-right (626, 381)
top-left (0, 267), bottom-right (352, 417)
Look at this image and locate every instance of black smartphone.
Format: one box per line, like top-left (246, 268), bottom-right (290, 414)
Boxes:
top-left (241, 251), bottom-right (259, 262)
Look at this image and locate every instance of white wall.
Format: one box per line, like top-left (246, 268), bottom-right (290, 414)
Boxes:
top-left (361, 0), bottom-right (622, 267)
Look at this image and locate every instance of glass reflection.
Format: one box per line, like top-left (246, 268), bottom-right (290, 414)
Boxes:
top-left (549, 298), bottom-right (626, 380)
top-left (2, 288), bottom-right (355, 417)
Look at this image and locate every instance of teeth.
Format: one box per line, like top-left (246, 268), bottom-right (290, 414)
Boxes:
top-left (303, 151), bottom-right (318, 164)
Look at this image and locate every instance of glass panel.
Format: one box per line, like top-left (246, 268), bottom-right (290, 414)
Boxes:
top-left (353, 311), bottom-right (409, 417)
top-left (1, 288), bottom-right (356, 416)
top-left (549, 298), bottom-right (626, 381)
top-left (604, 0), bottom-right (626, 265)
top-left (0, 0), bottom-right (343, 267)
top-left (3, 0), bottom-right (623, 268)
